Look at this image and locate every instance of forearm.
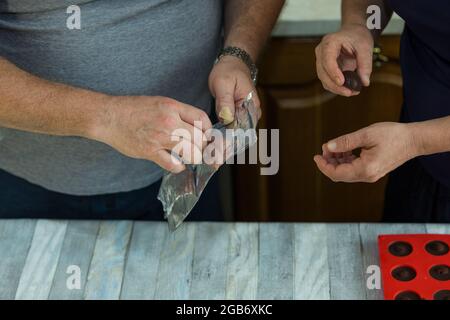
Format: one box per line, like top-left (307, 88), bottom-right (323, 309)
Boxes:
top-left (411, 116), bottom-right (450, 156)
top-left (0, 58), bottom-right (108, 139)
top-left (342, 0), bottom-right (393, 40)
top-left (223, 0), bottom-right (285, 62)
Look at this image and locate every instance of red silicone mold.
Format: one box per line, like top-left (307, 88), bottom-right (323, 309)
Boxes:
top-left (378, 234), bottom-right (450, 300)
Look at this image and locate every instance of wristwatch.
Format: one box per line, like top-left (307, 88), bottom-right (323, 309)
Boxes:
top-left (215, 46), bottom-right (258, 85)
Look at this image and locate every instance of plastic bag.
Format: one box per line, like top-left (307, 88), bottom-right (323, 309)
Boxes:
top-left (158, 92), bottom-right (258, 230)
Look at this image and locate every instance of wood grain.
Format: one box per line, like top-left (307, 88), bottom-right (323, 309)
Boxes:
top-left (83, 221), bottom-right (132, 300)
top-left (48, 220), bottom-right (100, 300)
top-left (0, 220), bottom-right (36, 299)
top-left (190, 223), bottom-right (230, 300)
top-left (225, 223), bottom-right (259, 300)
top-left (257, 223), bottom-right (294, 299)
top-left (154, 223), bottom-right (196, 300)
top-left (294, 224), bottom-right (330, 299)
top-left (3, 221), bottom-right (443, 300)
top-left (15, 220), bottom-right (68, 300)
top-left (326, 224), bottom-right (365, 300)
top-left (120, 222), bottom-right (166, 300)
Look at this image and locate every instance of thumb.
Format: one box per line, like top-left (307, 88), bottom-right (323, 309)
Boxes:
top-left (326, 129), bottom-right (368, 153)
top-left (214, 81), bottom-right (236, 125)
top-left (356, 46), bottom-right (373, 86)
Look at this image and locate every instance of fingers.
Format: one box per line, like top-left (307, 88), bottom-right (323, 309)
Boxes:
top-left (175, 101), bottom-right (213, 131)
top-left (320, 39), bottom-right (345, 87)
top-left (170, 138), bottom-right (203, 165)
top-left (175, 121), bottom-right (208, 151)
top-left (314, 126), bottom-right (372, 182)
top-left (321, 143), bottom-right (339, 166)
top-left (160, 125), bottom-right (204, 165)
top-left (209, 55), bottom-right (262, 124)
top-left (356, 47), bottom-right (373, 87)
top-left (316, 47), bottom-right (354, 97)
top-left (157, 99), bottom-right (212, 164)
top-left (156, 135), bottom-right (203, 166)
top-left (213, 78), bottom-right (236, 125)
top-left (314, 154), bottom-right (365, 183)
top-left (316, 31), bottom-right (373, 96)
top-left (340, 151), bottom-right (357, 164)
top-left (153, 150), bottom-right (186, 173)
top-left (325, 128), bottom-right (369, 153)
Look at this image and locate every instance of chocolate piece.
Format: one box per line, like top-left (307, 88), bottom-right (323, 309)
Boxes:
top-left (389, 241), bottom-right (413, 257)
top-left (395, 291), bottom-right (421, 300)
top-left (392, 266), bottom-right (417, 281)
top-left (429, 265), bottom-right (450, 281)
top-left (343, 70), bottom-right (363, 92)
top-left (425, 240), bottom-right (449, 256)
top-left (434, 290), bottom-right (450, 300)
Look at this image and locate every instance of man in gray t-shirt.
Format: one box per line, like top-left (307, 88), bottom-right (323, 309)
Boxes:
top-left (0, 0), bottom-right (284, 219)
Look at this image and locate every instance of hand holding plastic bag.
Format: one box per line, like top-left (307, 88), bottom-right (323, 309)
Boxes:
top-left (158, 92), bottom-right (258, 230)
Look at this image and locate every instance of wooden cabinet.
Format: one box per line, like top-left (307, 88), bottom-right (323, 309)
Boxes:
top-left (234, 36), bottom-right (403, 222)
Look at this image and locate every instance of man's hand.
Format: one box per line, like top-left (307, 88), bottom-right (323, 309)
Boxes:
top-left (313, 122), bottom-right (420, 183)
top-left (210, 0), bottom-right (284, 124)
top-left (315, 24), bottom-right (374, 97)
top-left (91, 96), bottom-right (212, 173)
top-left (208, 55), bottom-right (261, 124)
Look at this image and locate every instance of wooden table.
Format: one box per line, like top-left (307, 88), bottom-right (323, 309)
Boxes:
top-left (0, 221), bottom-right (448, 300)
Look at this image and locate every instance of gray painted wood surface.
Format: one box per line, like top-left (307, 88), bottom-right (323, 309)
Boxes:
top-left (190, 223), bottom-right (230, 300)
top-left (0, 220), bottom-right (36, 299)
top-left (120, 222), bottom-right (166, 300)
top-left (225, 223), bottom-right (259, 300)
top-left (154, 223), bottom-right (196, 300)
top-left (257, 223), bottom-right (294, 300)
top-left (15, 220), bottom-right (68, 300)
top-left (49, 220), bottom-right (100, 300)
top-left (0, 221), bottom-right (448, 300)
top-left (83, 221), bottom-right (133, 300)
top-left (326, 224), bottom-right (365, 300)
top-left (294, 224), bottom-right (330, 300)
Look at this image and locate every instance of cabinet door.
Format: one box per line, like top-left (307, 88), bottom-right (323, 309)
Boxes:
top-left (234, 36), bottom-right (403, 222)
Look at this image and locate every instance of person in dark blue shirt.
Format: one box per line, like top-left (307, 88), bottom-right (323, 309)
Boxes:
top-left (314, 0), bottom-right (450, 222)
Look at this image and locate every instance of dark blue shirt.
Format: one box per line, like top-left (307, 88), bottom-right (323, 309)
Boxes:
top-left (389, 0), bottom-right (450, 187)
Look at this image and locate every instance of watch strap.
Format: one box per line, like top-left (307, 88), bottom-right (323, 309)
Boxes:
top-left (216, 46), bottom-right (258, 85)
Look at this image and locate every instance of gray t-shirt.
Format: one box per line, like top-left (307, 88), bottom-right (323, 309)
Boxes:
top-left (0, 0), bottom-right (223, 195)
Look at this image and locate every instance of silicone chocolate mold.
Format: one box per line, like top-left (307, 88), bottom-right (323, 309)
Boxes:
top-left (378, 234), bottom-right (450, 300)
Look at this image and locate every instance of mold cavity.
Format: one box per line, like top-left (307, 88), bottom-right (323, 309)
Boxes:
top-left (425, 240), bottom-right (449, 256)
top-left (388, 241), bottom-right (413, 257)
top-left (395, 291), bottom-right (421, 300)
top-left (391, 266), bottom-right (417, 281)
top-left (429, 265), bottom-right (450, 281)
top-left (433, 290), bottom-right (450, 300)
